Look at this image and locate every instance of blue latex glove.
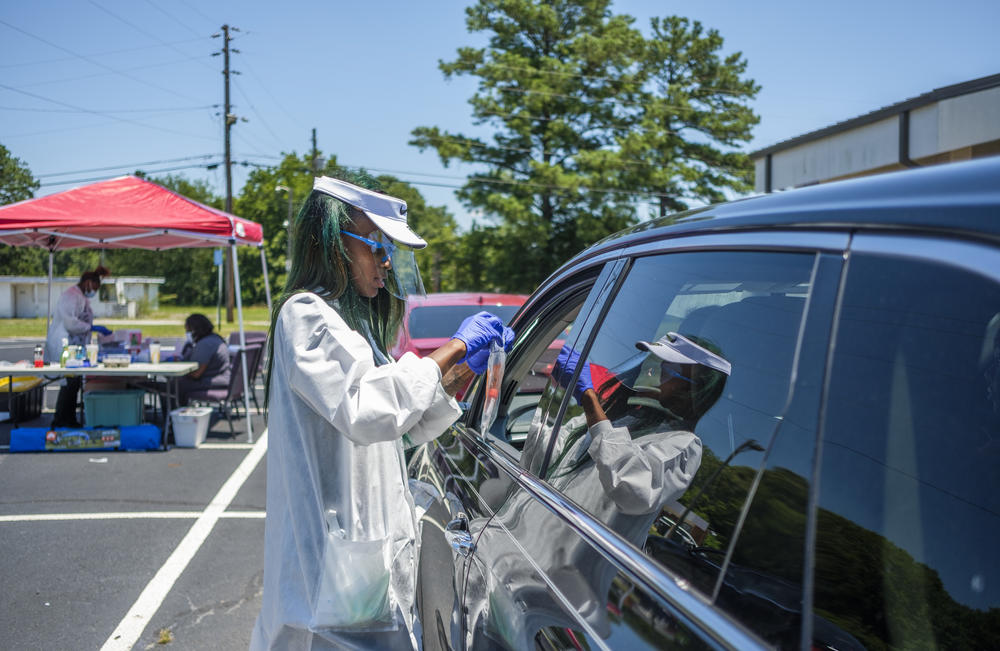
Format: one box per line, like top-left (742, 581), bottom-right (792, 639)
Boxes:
top-left (553, 344), bottom-right (594, 404)
top-left (465, 324), bottom-right (516, 375)
top-left (451, 311), bottom-right (506, 371)
top-left (91, 325), bottom-right (112, 336)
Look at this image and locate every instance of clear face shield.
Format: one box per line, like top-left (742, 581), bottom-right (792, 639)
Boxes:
top-left (341, 229), bottom-right (426, 300)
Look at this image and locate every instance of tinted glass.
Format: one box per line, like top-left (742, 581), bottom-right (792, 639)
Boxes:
top-left (408, 304), bottom-right (521, 339)
top-left (538, 251), bottom-right (818, 646)
top-left (817, 248), bottom-right (1000, 649)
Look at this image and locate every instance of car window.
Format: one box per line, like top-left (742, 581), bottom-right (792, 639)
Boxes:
top-left (409, 304), bottom-right (522, 339)
top-left (536, 251), bottom-right (818, 639)
top-left (815, 243), bottom-right (1000, 650)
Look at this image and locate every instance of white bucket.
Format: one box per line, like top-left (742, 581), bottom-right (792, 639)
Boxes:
top-left (170, 407), bottom-right (213, 447)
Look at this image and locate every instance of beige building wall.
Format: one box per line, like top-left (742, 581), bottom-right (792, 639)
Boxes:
top-left (753, 74), bottom-right (1000, 193)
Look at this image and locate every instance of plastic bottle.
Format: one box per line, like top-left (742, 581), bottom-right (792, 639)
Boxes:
top-left (59, 337), bottom-right (70, 368)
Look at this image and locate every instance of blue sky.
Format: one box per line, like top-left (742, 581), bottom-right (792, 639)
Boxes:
top-left (2, 0), bottom-right (997, 229)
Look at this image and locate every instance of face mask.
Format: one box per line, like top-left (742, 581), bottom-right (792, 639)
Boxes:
top-left (185, 332), bottom-right (193, 344)
top-left (83, 289), bottom-right (97, 299)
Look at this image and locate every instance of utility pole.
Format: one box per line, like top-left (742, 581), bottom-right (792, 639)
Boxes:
top-left (214, 24), bottom-right (240, 322)
top-left (311, 128), bottom-right (319, 176)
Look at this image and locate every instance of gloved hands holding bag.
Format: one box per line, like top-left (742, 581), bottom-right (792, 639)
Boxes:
top-left (451, 311), bottom-right (513, 374)
top-left (465, 322), bottom-right (515, 375)
top-left (91, 324), bottom-right (112, 336)
top-left (553, 344), bottom-right (593, 404)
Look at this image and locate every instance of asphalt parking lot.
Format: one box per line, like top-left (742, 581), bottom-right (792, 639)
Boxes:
top-left (1, 339), bottom-right (267, 650)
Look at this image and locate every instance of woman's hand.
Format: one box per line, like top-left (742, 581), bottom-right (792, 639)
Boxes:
top-left (449, 311), bottom-right (512, 374)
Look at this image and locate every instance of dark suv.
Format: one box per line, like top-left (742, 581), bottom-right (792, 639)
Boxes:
top-left (409, 156), bottom-right (1000, 650)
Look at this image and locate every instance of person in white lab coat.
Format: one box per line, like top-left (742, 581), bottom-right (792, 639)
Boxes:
top-left (250, 171), bottom-right (513, 651)
top-left (45, 265), bottom-right (112, 427)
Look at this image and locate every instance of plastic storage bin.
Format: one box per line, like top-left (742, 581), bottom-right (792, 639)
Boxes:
top-left (0, 376), bottom-right (45, 421)
top-left (171, 407), bottom-right (213, 447)
top-left (83, 390), bottom-right (144, 427)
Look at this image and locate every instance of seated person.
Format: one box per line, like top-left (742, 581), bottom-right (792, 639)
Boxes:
top-left (176, 313), bottom-right (231, 405)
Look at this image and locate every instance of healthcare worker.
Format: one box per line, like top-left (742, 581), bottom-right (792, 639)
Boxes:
top-left (45, 265), bottom-right (112, 427)
top-left (250, 171), bottom-right (514, 651)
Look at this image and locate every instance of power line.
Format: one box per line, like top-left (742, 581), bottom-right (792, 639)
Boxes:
top-left (87, 0), bottom-right (217, 73)
top-left (0, 82), bottom-right (218, 142)
top-left (142, 0), bottom-right (204, 37)
top-left (234, 52), bottom-right (305, 142)
top-left (36, 154), bottom-right (219, 178)
top-left (233, 158), bottom-right (667, 201)
top-left (477, 62), bottom-right (760, 98)
top-left (37, 161), bottom-right (223, 187)
top-left (13, 54), bottom-right (216, 90)
top-left (0, 104), bottom-right (215, 114)
top-left (176, 0), bottom-right (218, 28)
top-left (0, 36), bottom-right (207, 69)
top-left (232, 77), bottom-right (286, 152)
top-left (0, 18), bottom-right (202, 103)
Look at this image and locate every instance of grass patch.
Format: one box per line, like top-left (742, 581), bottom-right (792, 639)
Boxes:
top-left (0, 305), bottom-right (271, 339)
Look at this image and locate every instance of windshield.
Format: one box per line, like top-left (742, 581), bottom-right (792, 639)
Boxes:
top-left (409, 304), bottom-right (521, 339)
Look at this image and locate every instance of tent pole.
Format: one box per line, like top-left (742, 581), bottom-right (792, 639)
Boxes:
top-left (259, 245), bottom-right (272, 314)
top-left (230, 241), bottom-right (254, 443)
top-left (46, 251), bottom-right (54, 331)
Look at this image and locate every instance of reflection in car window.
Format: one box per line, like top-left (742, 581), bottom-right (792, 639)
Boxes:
top-left (535, 251), bottom-right (817, 646)
top-left (817, 251), bottom-right (1000, 649)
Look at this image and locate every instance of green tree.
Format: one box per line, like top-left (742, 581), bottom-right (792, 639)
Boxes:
top-left (0, 143), bottom-right (47, 274)
top-left (376, 175), bottom-right (460, 292)
top-left (616, 17), bottom-right (759, 216)
top-left (0, 143), bottom-right (39, 205)
top-left (412, 1), bottom-right (758, 292)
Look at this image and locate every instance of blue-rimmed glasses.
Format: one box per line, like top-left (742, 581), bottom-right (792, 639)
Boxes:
top-left (660, 361), bottom-right (694, 384)
top-left (340, 229), bottom-right (395, 264)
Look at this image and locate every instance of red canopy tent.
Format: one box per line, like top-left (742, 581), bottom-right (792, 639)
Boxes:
top-left (0, 175), bottom-right (271, 441)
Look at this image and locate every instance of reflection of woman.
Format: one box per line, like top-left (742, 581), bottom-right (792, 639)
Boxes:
top-left (45, 265), bottom-right (112, 427)
top-left (250, 172), bottom-right (512, 651)
top-left (469, 334), bottom-right (729, 648)
top-left (176, 313), bottom-right (230, 406)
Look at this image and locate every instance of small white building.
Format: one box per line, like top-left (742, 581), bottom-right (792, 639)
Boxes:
top-left (0, 276), bottom-right (165, 319)
top-left (751, 73), bottom-right (1000, 192)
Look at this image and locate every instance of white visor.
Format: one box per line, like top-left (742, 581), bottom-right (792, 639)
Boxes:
top-left (636, 332), bottom-right (732, 376)
top-left (313, 176), bottom-right (427, 248)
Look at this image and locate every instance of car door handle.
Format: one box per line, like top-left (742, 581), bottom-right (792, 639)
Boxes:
top-left (445, 513), bottom-right (476, 557)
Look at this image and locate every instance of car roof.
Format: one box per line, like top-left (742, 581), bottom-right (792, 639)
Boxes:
top-left (573, 156), bottom-right (1000, 266)
top-left (406, 292), bottom-right (529, 308)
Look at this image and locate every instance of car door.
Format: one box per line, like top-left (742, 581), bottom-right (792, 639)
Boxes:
top-left (455, 234), bottom-right (849, 650)
top-left (409, 255), bottom-right (621, 651)
top-left (811, 233), bottom-right (1000, 649)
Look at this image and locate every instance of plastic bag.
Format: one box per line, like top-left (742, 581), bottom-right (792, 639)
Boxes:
top-left (480, 339), bottom-right (506, 434)
top-left (310, 510), bottom-right (397, 631)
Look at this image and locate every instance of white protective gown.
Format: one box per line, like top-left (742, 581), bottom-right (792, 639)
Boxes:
top-left (44, 284), bottom-right (93, 363)
top-left (251, 292), bottom-right (462, 651)
top-left (464, 412), bottom-right (702, 648)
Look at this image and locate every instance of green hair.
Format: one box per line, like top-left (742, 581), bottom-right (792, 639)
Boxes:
top-left (264, 169), bottom-right (405, 405)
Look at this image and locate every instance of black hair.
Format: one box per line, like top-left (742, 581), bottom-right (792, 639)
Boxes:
top-left (185, 313), bottom-right (215, 342)
top-left (79, 265), bottom-right (110, 288)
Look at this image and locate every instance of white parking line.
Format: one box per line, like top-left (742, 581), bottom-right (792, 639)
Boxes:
top-left (0, 511), bottom-right (266, 522)
top-left (100, 430), bottom-right (268, 651)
